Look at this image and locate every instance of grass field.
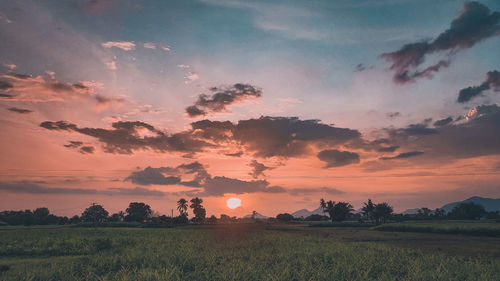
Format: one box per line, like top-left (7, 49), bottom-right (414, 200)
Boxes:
top-left (374, 220), bottom-right (500, 237)
top-left (1, 224), bottom-right (499, 280)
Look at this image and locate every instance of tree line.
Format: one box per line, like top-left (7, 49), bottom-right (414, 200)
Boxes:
top-left (0, 197), bottom-right (497, 226)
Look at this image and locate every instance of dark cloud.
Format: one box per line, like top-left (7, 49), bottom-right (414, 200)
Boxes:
top-left (125, 161), bottom-right (287, 196)
top-left (79, 146), bottom-right (95, 154)
top-left (388, 120), bottom-right (437, 138)
top-left (6, 73), bottom-right (31, 79)
top-left (40, 120), bottom-right (212, 154)
top-left (125, 167), bottom-right (181, 185)
top-left (124, 162), bottom-right (209, 187)
top-left (186, 83), bottom-right (262, 117)
top-left (288, 187), bottom-right (344, 195)
top-left (201, 176), bottom-right (285, 196)
top-left (0, 93), bottom-right (13, 99)
top-left (387, 112), bottom-right (401, 118)
top-left (377, 145), bottom-right (399, 152)
top-left (248, 160), bottom-right (274, 179)
top-left (457, 71), bottom-right (500, 102)
top-left (64, 141), bottom-right (83, 148)
top-left (382, 2), bottom-right (500, 84)
top-left (0, 80), bottom-right (13, 90)
top-left (382, 105), bottom-right (500, 160)
top-left (433, 117), bottom-right (454, 127)
top-left (317, 149), bottom-right (360, 168)
top-left (380, 151), bottom-right (424, 160)
top-left (190, 116), bottom-right (362, 158)
top-left (7, 107), bottom-right (32, 114)
top-left (225, 151), bottom-right (243, 157)
top-left (42, 116), bottom-right (361, 158)
top-left (234, 117), bottom-right (361, 158)
top-left (0, 181), bottom-right (166, 197)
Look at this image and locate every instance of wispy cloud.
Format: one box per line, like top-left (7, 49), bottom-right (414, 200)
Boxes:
top-left (102, 41), bottom-right (136, 51)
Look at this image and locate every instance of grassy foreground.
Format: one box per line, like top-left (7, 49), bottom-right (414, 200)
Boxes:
top-left (1, 224), bottom-right (499, 281)
top-left (374, 220), bottom-right (500, 237)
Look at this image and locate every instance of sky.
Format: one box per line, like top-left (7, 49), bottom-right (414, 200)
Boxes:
top-left (1, 0), bottom-right (500, 217)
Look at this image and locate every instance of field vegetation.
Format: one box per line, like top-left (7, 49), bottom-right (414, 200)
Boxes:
top-left (1, 224), bottom-right (499, 281)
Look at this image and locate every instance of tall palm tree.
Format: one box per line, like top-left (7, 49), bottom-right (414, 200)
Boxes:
top-left (177, 198), bottom-right (188, 217)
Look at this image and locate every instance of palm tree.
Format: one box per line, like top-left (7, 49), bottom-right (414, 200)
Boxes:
top-left (190, 197), bottom-right (206, 222)
top-left (177, 198), bottom-right (188, 217)
top-left (320, 199), bottom-right (327, 211)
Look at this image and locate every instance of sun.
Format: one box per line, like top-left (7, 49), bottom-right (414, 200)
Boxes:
top-left (226, 197), bottom-right (241, 209)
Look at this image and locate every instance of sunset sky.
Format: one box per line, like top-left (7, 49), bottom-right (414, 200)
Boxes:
top-left (1, 0), bottom-right (500, 217)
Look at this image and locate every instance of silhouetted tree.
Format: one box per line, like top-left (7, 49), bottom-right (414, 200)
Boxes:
top-left (276, 213), bottom-right (294, 222)
top-left (304, 214), bottom-right (329, 221)
top-left (433, 208), bottom-right (446, 218)
top-left (207, 215), bottom-right (217, 224)
top-left (331, 202), bottom-right (354, 222)
top-left (177, 198), bottom-right (188, 217)
top-left (69, 215), bottom-right (80, 224)
top-left (190, 197), bottom-right (206, 222)
top-left (81, 203), bottom-right (108, 222)
top-left (361, 199), bottom-right (375, 223)
top-left (251, 211), bottom-right (257, 219)
top-left (125, 202), bottom-right (152, 222)
top-left (449, 202), bottom-right (486, 220)
top-left (320, 199), bottom-right (353, 222)
top-left (109, 211), bottom-right (125, 222)
top-left (418, 207), bottom-right (432, 218)
top-left (374, 202), bottom-right (393, 224)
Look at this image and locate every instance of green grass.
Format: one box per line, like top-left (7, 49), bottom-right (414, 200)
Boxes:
top-left (374, 220), bottom-right (500, 237)
top-left (309, 221), bottom-right (376, 228)
top-left (0, 224), bottom-right (499, 280)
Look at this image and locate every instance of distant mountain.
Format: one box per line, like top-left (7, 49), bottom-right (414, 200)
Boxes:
top-left (242, 212), bottom-right (268, 219)
top-left (402, 208), bottom-right (420, 215)
top-left (291, 207), bottom-right (324, 218)
top-left (440, 196), bottom-right (500, 212)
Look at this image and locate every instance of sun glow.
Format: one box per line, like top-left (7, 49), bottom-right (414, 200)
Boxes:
top-left (226, 197), bottom-right (241, 209)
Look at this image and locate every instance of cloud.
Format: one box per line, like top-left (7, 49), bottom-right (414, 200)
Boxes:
top-left (317, 149), bottom-right (360, 168)
top-left (457, 71), bottom-right (500, 103)
top-left (0, 181), bottom-right (166, 197)
top-left (186, 83), bottom-right (262, 117)
top-left (0, 72), bottom-right (120, 105)
top-left (382, 2), bottom-right (500, 84)
top-left (7, 107), bottom-right (32, 114)
top-left (106, 61), bottom-right (117, 70)
top-left (0, 80), bottom-right (13, 90)
top-left (79, 146), bottom-right (95, 154)
top-left (465, 104), bottom-right (500, 120)
top-left (125, 162), bottom-right (209, 187)
top-left (101, 41), bottom-right (136, 51)
top-left (0, 93), bottom-right (13, 99)
top-left (201, 176), bottom-right (285, 196)
top-left (142, 42), bottom-right (156, 49)
top-left (248, 160), bottom-right (274, 178)
top-left (433, 117), bottom-right (453, 127)
top-left (64, 141), bottom-right (83, 148)
top-left (382, 105), bottom-right (500, 160)
top-left (191, 116), bottom-right (362, 158)
top-left (288, 187), bottom-right (344, 195)
top-left (387, 112), bottom-right (401, 118)
top-left (380, 151), bottom-right (424, 160)
top-left (40, 120), bottom-right (212, 154)
top-left (377, 145), bottom-right (399, 152)
top-left (184, 72), bottom-right (199, 83)
top-left (125, 162), bottom-right (285, 196)
top-left (125, 167), bottom-right (181, 185)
